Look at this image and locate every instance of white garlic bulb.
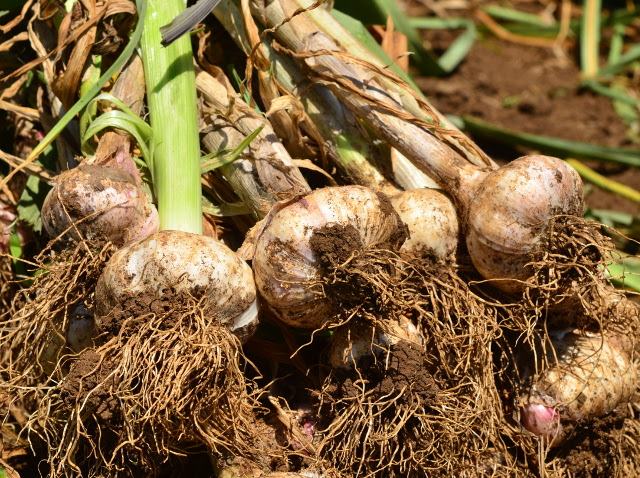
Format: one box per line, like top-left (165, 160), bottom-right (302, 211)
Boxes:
top-left (390, 188), bottom-right (458, 262)
top-left (95, 230), bottom-right (258, 343)
top-left (518, 328), bottom-right (636, 443)
top-left (327, 317), bottom-right (424, 370)
top-left (466, 155), bottom-right (583, 293)
top-left (42, 165), bottom-right (159, 246)
top-left (253, 186), bottom-right (405, 329)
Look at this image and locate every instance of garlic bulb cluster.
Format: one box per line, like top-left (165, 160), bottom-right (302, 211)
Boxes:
top-left (252, 186), bottom-right (406, 329)
top-left (390, 188), bottom-right (458, 262)
top-left (518, 328), bottom-right (636, 443)
top-left (95, 230), bottom-right (258, 342)
top-left (466, 155), bottom-right (583, 293)
top-left (328, 317), bottom-right (423, 370)
top-left (42, 164), bottom-right (159, 246)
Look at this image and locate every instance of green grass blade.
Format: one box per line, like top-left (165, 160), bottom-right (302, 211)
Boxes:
top-left (599, 43), bottom-right (640, 76)
top-left (585, 208), bottom-right (634, 227)
top-left (566, 158), bottom-right (640, 203)
top-left (451, 115), bottom-right (640, 167)
top-left (608, 22), bottom-right (625, 65)
top-left (481, 5), bottom-right (554, 28)
top-left (408, 18), bottom-right (470, 29)
top-left (581, 0), bottom-right (602, 77)
top-left (437, 20), bottom-right (476, 73)
top-left (581, 80), bottom-right (639, 107)
top-left (408, 17), bottom-right (476, 73)
top-left (330, 9), bottom-right (421, 91)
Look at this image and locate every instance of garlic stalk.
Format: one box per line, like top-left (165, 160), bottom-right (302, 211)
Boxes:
top-left (213, 0), bottom-right (400, 197)
top-left (195, 66), bottom-right (311, 219)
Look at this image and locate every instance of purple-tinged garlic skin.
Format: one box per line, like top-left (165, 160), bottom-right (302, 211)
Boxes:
top-left (466, 155), bottom-right (583, 293)
top-left (519, 328), bottom-right (636, 444)
top-left (253, 186), bottom-right (405, 329)
top-left (390, 188), bottom-right (458, 262)
top-left (95, 230), bottom-right (258, 343)
top-left (42, 165), bottom-right (159, 246)
top-left (520, 403), bottom-right (563, 443)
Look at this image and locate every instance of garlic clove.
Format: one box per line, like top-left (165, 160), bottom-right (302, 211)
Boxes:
top-left (42, 165), bottom-right (159, 246)
top-left (390, 188), bottom-right (458, 262)
top-left (95, 230), bottom-right (258, 342)
top-left (466, 155), bottom-right (583, 292)
top-left (253, 186), bottom-right (405, 329)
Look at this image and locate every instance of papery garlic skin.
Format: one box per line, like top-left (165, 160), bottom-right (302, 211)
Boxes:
top-left (95, 230), bottom-right (258, 343)
top-left (466, 155), bottom-right (583, 293)
top-left (42, 165), bottom-right (159, 246)
top-left (253, 186), bottom-right (405, 329)
top-left (390, 188), bottom-right (458, 262)
top-left (519, 329), bottom-right (636, 443)
top-left (328, 317), bottom-right (423, 370)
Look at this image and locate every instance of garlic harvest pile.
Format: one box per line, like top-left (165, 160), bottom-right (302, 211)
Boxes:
top-left (253, 185), bottom-right (406, 328)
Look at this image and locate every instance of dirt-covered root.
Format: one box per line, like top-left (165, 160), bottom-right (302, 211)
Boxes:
top-left (520, 217), bottom-right (630, 325)
top-left (0, 241), bottom-right (115, 398)
top-left (30, 293), bottom-right (271, 477)
top-left (311, 334), bottom-right (503, 477)
top-left (305, 247), bottom-right (507, 476)
top-left (0, 254), bottom-right (15, 314)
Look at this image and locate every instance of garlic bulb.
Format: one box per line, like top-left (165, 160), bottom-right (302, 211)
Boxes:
top-left (42, 164), bottom-right (159, 246)
top-left (253, 186), bottom-right (406, 329)
top-left (95, 230), bottom-right (258, 343)
top-left (390, 188), bottom-right (458, 262)
top-left (466, 155), bottom-right (583, 293)
top-left (328, 317), bottom-right (423, 370)
top-left (518, 328), bottom-right (636, 443)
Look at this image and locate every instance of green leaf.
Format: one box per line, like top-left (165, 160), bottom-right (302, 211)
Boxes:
top-left (332, 3), bottom-right (444, 76)
top-left (437, 20), bottom-right (476, 73)
top-left (481, 5), bottom-right (554, 28)
top-left (606, 256), bottom-right (640, 293)
top-left (81, 93), bottom-right (154, 168)
top-left (580, 0), bottom-right (602, 78)
top-left (17, 172), bottom-right (52, 233)
top-left (599, 43), bottom-right (640, 77)
top-left (330, 9), bottom-right (420, 91)
top-left (585, 208), bottom-right (634, 227)
top-left (200, 125), bottom-right (264, 174)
